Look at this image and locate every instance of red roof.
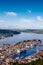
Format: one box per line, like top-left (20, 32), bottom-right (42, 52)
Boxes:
top-left (36, 51), bottom-right (43, 56)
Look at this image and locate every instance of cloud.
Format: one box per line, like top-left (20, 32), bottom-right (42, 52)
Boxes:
top-left (12, 19), bottom-right (35, 29)
top-left (5, 12), bottom-right (17, 16)
top-left (0, 20), bottom-right (6, 29)
top-left (0, 20), bottom-right (4, 23)
top-left (13, 18), bottom-right (43, 29)
top-left (0, 16), bottom-right (43, 29)
top-left (36, 16), bottom-right (42, 22)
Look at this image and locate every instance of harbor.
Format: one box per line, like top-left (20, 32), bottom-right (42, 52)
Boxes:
top-left (0, 39), bottom-right (43, 65)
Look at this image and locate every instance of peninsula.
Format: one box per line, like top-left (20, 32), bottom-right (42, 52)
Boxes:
top-left (0, 39), bottom-right (43, 65)
top-left (0, 29), bottom-right (20, 39)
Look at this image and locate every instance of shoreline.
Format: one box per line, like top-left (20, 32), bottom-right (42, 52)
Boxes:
top-left (0, 39), bottom-right (43, 64)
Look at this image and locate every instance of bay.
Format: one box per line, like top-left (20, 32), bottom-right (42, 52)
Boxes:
top-left (0, 32), bottom-right (43, 45)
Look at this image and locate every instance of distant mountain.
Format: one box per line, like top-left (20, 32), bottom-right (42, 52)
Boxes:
top-left (17, 29), bottom-right (43, 34)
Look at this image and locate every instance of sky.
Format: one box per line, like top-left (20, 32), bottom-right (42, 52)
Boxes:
top-left (0, 0), bottom-right (43, 29)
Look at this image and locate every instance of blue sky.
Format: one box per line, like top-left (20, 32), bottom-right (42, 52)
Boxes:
top-left (0, 0), bottom-right (43, 29)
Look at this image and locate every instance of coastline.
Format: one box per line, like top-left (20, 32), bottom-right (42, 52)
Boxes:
top-left (0, 39), bottom-right (43, 64)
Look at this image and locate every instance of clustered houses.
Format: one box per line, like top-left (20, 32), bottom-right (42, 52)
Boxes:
top-left (0, 40), bottom-right (43, 65)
